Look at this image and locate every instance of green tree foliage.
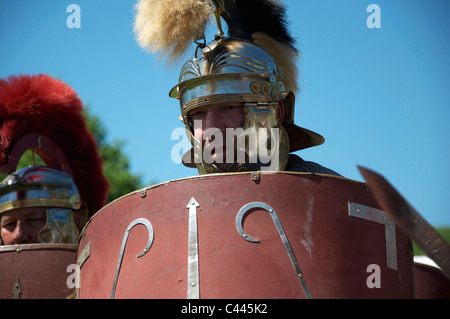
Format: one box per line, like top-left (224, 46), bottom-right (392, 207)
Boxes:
top-left (0, 151), bottom-right (45, 182)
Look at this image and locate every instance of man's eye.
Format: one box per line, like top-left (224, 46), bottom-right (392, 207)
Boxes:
top-left (190, 110), bottom-right (206, 125)
top-left (224, 104), bottom-right (243, 111)
top-left (191, 110), bottom-right (206, 117)
top-left (1, 221), bottom-right (16, 230)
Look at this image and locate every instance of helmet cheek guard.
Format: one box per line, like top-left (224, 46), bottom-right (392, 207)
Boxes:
top-left (38, 208), bottom-right (80, 244)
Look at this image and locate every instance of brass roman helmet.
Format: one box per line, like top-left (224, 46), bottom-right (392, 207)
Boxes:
top-left (134, 0), bottom-right (324, 174)
top-left (0, 166), bottom-right (86, 244)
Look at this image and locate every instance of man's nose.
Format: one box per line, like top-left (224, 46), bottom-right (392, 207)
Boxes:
top-left (204, 108), bottom-right (225, 131)
top-left (12, 221), bottom-right (30, 244)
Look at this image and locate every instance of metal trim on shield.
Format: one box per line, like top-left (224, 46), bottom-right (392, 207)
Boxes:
top-left (111, 218), bottom-right (154, 299)
top-left (348, 202), bottom-right (398, 270)
top-left (236, 202), bottom-right (313, 299)
top-left (186, 197), bottom-right (200, 299)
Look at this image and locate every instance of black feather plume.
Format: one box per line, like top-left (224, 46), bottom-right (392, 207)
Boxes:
top-left (230, 0), bottom-right (297, 52)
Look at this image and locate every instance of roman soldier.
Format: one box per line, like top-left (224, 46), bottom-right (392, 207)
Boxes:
top-left (0, 74), bottom-right (109, 245)
top-left (134, 0), bottom-right (340, 175)
top-left (0, 74), bottom-right (109, 298)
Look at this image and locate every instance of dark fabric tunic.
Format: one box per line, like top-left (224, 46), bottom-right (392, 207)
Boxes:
top-left (285, 154), bottom-right (341, 177)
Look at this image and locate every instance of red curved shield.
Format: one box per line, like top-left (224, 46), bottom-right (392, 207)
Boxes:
top-left (0, 243), bottom-right (77, 299)
top-left (77, 173), bottom-right (414, 299)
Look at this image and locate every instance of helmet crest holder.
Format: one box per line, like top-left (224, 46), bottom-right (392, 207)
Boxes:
top-left (1, 133), bottom-right (73, 177)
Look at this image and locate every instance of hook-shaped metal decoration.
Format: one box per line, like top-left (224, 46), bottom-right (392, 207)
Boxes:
top-left (111, 218), bottom-right (154, 299)
top-left (236, 202), bottom-right (313, 299)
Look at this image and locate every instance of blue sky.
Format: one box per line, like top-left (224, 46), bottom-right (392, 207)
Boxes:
top-left (0, 1), bottom-right (448, 226)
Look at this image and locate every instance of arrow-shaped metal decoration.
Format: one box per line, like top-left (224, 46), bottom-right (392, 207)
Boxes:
top-left (12, 278), bottom-right (21, 299)
top-left (186, 197), bottom-right (200, 299)
top-left (358, 166), bottom-right (450, 280)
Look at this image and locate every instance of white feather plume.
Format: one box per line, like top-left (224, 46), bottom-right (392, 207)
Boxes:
top-left (134, 0), bottom-right (215, 65)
